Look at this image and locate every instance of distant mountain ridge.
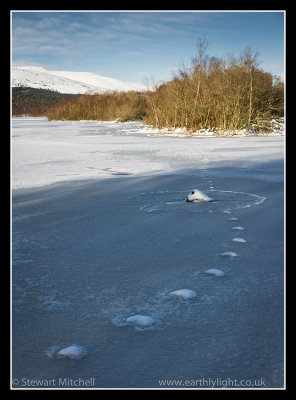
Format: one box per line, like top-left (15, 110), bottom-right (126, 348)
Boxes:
top-left (11, 66), bottom-right (146, 94)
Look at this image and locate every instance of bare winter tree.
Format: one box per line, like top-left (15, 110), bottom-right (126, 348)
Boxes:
top-left (190, 38), bottom-right (209, 131)
top-left (239, 46), bottom-right (260, 125)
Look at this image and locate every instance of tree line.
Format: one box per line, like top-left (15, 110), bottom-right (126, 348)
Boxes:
top-left (12, 87), bottom-right (80, 116)
top-left (27, 42), bottom-right (285, 133)
top-left (47, 90), bottom-right (147, 122)
top-left (143, 42), bottom-right (284, 133)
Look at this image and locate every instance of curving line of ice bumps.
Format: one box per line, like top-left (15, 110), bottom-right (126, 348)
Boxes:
top-left (47, 185), bottom-right (254, 356)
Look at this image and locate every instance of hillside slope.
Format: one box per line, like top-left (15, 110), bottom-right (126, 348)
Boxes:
top-left (12, 66), bottom-right (146, 94)
top-left (12, 86), bottom-right (80, 116)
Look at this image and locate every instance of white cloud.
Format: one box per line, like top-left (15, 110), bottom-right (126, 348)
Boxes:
top-left (12, 12), bottom-right (152, 58)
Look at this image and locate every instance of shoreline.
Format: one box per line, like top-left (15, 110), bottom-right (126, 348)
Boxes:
top-left (11, 116), bottom-right (285, 137)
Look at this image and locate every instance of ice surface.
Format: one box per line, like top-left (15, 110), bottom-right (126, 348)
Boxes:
top-left (135, 188), bottom-right (266, 215)
top-left (11, 118), bottom-right (284, 190)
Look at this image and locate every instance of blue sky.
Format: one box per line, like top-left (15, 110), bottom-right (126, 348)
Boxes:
top-left (11, 11), bottom-right (285, 84)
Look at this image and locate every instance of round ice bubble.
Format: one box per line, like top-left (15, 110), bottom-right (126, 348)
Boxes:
top-left (232, 238), bottom-right (247, 243)
top-left (169, 289), bottom-right (197, 299)
top-left (205, 268), bottom-right (225, 277)
top-left (56, 344), bottom-right (87, 360)
top-left (219, 251), bottom-right (239, 258)
top-left (126, 315), bottom-right (155, 328)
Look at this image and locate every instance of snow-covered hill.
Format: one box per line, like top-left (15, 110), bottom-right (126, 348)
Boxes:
top-left (11, 66), bottom-right (146, 94)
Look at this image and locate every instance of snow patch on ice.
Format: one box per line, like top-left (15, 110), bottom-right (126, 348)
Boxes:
top-left (186, 189), bottom-right (212, 202)
top-left (11, 118), bottom-right (283, 190)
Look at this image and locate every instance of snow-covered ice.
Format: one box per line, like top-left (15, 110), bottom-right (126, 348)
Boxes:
top-left (11, 117), bottom-right (284, 388)
top-left (11, 118), bottom-right (284, 190)
top-left (186, 189), bottom-right (212, 202)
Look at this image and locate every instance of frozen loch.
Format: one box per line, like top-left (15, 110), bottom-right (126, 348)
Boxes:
top-left (12, 118), bottom-right (284, 388)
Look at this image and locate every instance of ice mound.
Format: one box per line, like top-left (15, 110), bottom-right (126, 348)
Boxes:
top-left (47, 344), bottom-right (87, 360)
top-left (126, 315), bottom-right (155, 328)
top-left (205, 269), bottom-right (225, 277)
top-left (186, 189), bottom-right (212, 202)
top-left (232, 238), bottom-right (247, 243)
top-left (169, 289), bottom-right (197, 299)
top-left (219, 251), bottom-right (239, 258)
